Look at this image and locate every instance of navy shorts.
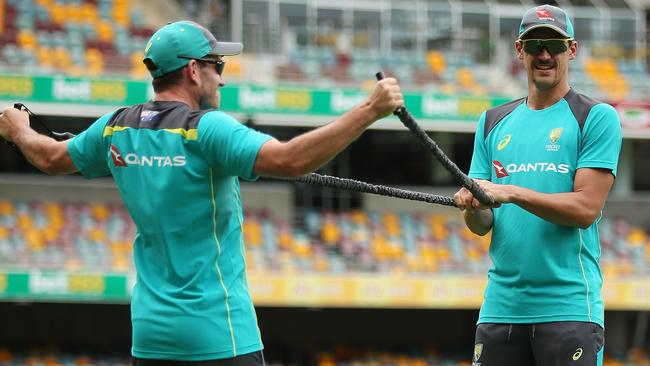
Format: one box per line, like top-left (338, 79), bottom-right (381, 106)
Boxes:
top-left (472, 322), bottom-right (604, 366)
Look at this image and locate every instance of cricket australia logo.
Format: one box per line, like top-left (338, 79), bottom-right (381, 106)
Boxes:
top-left (110, 144), bottom-right (127, 167)
top-left (473, 343), bottom-right (483, 366)
top-left (545, 127), bottom-right (563, 152)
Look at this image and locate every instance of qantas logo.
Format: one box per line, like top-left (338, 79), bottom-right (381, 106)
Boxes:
top-left (109, 144), bottom-right (186, 168)
top-left (492, 160), bottom-right (509, 178)
top-left (536, 8), bottom-right (554, 20)
top-left (493, 160), bottom-right (570, 178)
top-left (110, 144), bottom-right (127, 167)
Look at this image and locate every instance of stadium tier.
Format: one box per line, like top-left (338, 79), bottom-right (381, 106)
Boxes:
top-left (0, 199), bottom-right (648, 278)
top-left (0, 0), bottom-right (153, 78)
top-left (1, 0), bottom-right (649, 101)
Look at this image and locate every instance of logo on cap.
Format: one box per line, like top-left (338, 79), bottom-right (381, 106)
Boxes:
top-left (536, 8), bottom-right (555, 21)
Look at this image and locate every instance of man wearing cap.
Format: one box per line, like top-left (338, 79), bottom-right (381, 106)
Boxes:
top-left (0, 21), bottom-right (404, 365)
top-left (454, 5), bottom-right (621, 366)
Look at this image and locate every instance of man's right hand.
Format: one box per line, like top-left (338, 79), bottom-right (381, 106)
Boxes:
top-left (0, 106), bottom-right (30, 142)
top-left (366, 78), bottom-right (404, 120)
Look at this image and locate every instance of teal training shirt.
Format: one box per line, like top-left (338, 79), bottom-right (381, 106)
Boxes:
top-left (468, 90), bottom-right (622, 327)
top-left (68, 101), bottom-right (273, 360)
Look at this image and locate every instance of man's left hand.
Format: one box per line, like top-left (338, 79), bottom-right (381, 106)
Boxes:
top-left (0, 106), bottom-right (30, 142)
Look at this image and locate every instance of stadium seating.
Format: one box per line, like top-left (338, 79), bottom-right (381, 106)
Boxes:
top-left (0, 0), bottom-right (154, 78)
top-left (2, 0), bottom-right (650, 99)
top-left (1, 199), bottom-right (649, 277)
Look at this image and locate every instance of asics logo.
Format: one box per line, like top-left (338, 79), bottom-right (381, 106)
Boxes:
top-left (572, 348), bottom-right (583, 361)
top-left (497, 134), bottom-right (511, 151)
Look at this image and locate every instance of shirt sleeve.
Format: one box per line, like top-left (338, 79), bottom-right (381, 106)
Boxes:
top-left (468, 112), bottom-right (492, 180)
top-left (67, 112), bottom-right (115, 179)
top-left (197, 111), bottom-right (273, 181)
top-left (577, 103), bottom-right (622, 177)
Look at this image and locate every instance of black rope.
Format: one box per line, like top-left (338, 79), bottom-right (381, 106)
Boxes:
top-left (375, 72), bottom-right (494, 206)
top-left (13, 103), bottom-right (76, 141)
top-left (296, 173), bottom-right (457, 207)
top-left (9, 89), bottom-right (478, 208)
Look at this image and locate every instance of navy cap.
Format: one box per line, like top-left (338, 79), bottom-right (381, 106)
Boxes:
top-left (518, 5), bottom-right (574, 39)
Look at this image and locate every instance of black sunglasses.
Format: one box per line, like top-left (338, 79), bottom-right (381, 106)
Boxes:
top-left (178, 56), bottom-right (225, 76)
top-left (521, 39), bottom-right (572, 56)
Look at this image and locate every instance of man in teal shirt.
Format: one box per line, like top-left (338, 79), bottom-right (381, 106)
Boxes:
top-left (454, 5), bottom-right (621, 366)
top-left (0, 21), bottom-right (404, 365)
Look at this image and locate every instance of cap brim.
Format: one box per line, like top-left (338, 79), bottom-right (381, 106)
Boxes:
top-left (519, 24), bottom-right (571, 39)
top-left (210, 42), bottom-right (243, 56)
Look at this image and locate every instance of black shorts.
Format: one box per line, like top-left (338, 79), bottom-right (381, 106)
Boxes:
top-left (473, 322), bottom-right (604, 366)
top-left (132, 351), bottom-right (265, 366)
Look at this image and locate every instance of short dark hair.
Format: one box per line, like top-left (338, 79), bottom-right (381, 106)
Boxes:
top-left (150, 60), bottom-right (214, 93)
top-left (151, 66), bottom-right (186, 93)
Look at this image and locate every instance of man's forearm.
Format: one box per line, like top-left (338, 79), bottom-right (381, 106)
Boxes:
top-left (463, 208), bottom-right (493, 236)
top-left (284, 101), bottom-right (380, 175)
top-left (510, 187), bottom-right (601, 228)
top-left (13, 128), bottom-right (74, 174)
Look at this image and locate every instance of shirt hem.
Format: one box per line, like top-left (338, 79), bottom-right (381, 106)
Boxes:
top-left (478, 314), bottom-right (604, 327)
top-left (132, 343), bottom-right (263, 361)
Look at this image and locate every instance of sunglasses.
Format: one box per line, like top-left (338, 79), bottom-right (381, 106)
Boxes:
top-left (178, 56), bottom-right (225, 75)
top-left (520, 39), bottom-right (572, 56)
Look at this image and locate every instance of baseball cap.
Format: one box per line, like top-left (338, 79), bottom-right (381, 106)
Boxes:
top-left (143, 21), bottom-right (243, 78)
top-left (518, 5), bottom-right (574, 39)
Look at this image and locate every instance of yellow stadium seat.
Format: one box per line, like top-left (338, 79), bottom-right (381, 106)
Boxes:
top-left (64, 4), bottom-right (83, 23)
top-left (0, 201), bottom-right (14, 215)
top-left (18, 215), bottom-right (33, 230)
top-left (85, 48), bottom-right (104, 75)
top-left (36, 47), bottom-right (54, 68)
top-left (427, 50), bottom-right (447, 74)
top-left (26, 229), bottom-right (44, 251)
top-left (383, 213), bottom-right (401, 237)
top-left (89, 228), bottom-right (107, 242)
top-left (313, 255), bottom-right (330, 272)
top-left (224, 56), bottom-right (244, 78)
top-left (17, 30), bottom-right (38, 50)
top-left (90, 204), bottom-right (110, 221)
top-left (350, 210), bottom-right (368, 225)
top-left (81, 3), bottom-right (99, 22)
top-left (130, 52), bottom-right (150, 79)
top-left (628, 229), bottom-right (647, 246)
top-left (277, 230), bottom-right (294, 251)
top-left (96, 21), bottom-right (115, 42)
top-left (53, 47), bottom-right (73, 70)
top-left (50, 4), bottom-right (65, 25)
top-left (321, 219), bottom-right (340, 245)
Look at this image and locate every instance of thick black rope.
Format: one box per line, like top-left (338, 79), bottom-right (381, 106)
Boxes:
top-left (296, 173), bottom-right (457, 207)
top-left (375, 72), bottom-right (494, 206)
